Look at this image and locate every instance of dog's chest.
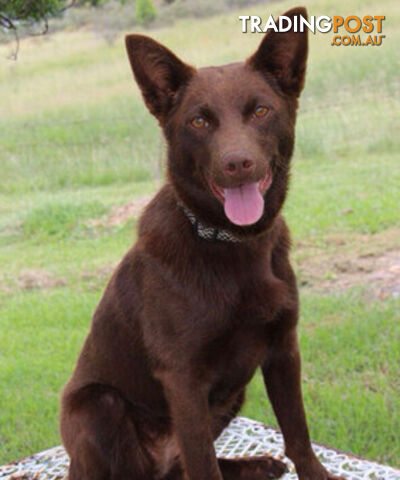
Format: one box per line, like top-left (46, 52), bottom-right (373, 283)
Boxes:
top-left (207, 322), bottom-right (268, 391)
top-left (142, 241), bottom-right (291, 382)
top-left (197, 257), bottom-right (290, 387)
top-left (196, 273), bottom-right (287, 386)
top-left (200, 257), bottom-right (288, 328)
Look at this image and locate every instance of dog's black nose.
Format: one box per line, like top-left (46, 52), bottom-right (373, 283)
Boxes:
top-left (222, 151), bottom-right (255, 178)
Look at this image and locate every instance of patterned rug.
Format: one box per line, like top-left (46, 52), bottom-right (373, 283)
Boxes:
top-left (1, 417), bottom-right (399, 480)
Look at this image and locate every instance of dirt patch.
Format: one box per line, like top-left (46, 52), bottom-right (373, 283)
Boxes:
top-left (80, 263), bottom-right (118, 288)
top-left (81, 224), bottom-right (400, 300)
top-left (17, 269), bottom-right (67, 290)
top-left (0, 220), bottom-right (23, 238)
top-left (295, 228), bottom-right (400, 299)
top-left (89, 196), bottom-right (152, 228)
top-left (0, 272), bottom-right (12, 294)
top-left (81, 263), bottom-right (117, 280)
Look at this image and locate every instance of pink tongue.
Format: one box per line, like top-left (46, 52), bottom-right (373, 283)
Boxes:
top-left (223, 182), bottom-right (264, 226)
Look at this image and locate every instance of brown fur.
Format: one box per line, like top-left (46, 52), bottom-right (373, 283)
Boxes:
top-left (60, 7), bottom-right (344, 480)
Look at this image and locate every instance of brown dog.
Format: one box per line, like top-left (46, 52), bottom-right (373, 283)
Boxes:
top-left (60, 7), bottom-right (345, 480)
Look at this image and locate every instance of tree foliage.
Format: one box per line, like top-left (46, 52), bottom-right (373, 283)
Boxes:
top-left (0, 0), bottom-right (104, 24)
top-left (0, 0), bottom-right (106, 58)
top-left (136, 0), bottom-right (156, 26)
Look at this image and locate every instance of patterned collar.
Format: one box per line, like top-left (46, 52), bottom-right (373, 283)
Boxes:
top-left (180, 204), bottom-right (240, 243)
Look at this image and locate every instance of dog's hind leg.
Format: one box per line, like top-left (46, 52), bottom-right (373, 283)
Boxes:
top-left (68, 434), bottom-right (110, 480)
top-left (218, 456), bottom-right (287, 480)
top-left (61, 385), bottom-right (155, 480)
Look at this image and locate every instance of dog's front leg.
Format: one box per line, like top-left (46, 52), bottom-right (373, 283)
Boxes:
top-left (262, 320), bottom-right (344, 480)
top-left (158, 370), bottom-right (223, 480)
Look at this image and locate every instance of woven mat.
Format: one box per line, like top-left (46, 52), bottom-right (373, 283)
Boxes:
top-left (1, 417), bottom-right (399, 480)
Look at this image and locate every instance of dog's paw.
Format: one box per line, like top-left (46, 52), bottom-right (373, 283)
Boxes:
top-left (237, 455), bottom-right (287, 479)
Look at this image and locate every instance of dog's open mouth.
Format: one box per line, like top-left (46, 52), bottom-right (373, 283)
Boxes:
top-left (210, 171), bottom-right (272, 226)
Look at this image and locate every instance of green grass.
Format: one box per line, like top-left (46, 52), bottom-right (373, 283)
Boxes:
top-left (243, 295), bottom-right (400, 465)
top-left (0, 98), bottom-right (158, 192)
top-left (22, 200), bottom-right (108, 239)
top-left (0, 290), bottom-right (99, 460)
top-left (286, 152), bottom-right (400, 238)
top-left (0, 0), bottom-right (399, 469)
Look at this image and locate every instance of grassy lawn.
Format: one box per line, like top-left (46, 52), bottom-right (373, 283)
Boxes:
top-left (1, 0), bottom-right (399, 469)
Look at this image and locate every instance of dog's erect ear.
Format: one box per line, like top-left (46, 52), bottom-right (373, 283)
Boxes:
top-left (125, 34), bottom-right (195, 121)
top-left (247, 7), bottom-right (308, 97)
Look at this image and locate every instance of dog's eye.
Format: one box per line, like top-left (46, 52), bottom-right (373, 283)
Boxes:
top-left (191, 116), bottom-right (209, 129)
top-left (253, 105), bottom-right (269, 118)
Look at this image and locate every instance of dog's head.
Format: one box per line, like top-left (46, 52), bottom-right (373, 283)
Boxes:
top-left (125, 7), bottom-right (308, 235)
